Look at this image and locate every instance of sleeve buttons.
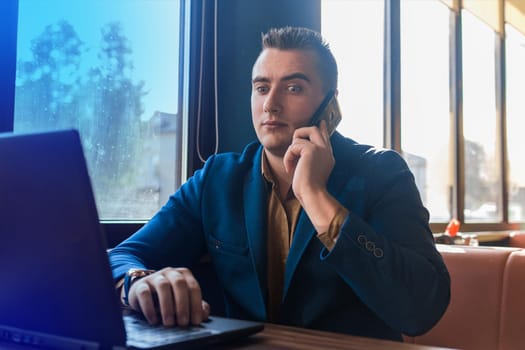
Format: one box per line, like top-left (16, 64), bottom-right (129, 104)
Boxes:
top-left (356, 233), bottom-right (383, 258)
top-left (374, 248), bottom-right (384, 258)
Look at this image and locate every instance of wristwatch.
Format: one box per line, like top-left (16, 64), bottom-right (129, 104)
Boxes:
top-left (123, 268), bottom-right (155, 306)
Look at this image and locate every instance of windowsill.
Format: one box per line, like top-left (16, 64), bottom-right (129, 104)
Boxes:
top-left (434, 230), bottom-right (512, 247)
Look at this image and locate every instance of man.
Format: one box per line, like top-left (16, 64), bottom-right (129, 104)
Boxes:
top-left (109, 26), bottom-right (450, 341)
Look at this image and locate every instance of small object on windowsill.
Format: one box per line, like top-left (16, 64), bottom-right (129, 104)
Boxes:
top-left (445, 219), bottom-right (460, 237)
top-left (464, 234), bottom-right (479, 246)
top-left (435, 233), bottom-right (479, 246)
top-left (435, 218), bottom-right (469, 245)
top-left (452, 234), bottom-right (465, 245)
top-left (447, 218), bottom-right (464, 244)
top-left (435, 233), bottom-right (455, 245)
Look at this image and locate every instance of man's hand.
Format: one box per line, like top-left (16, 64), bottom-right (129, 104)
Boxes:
top-left (283, 120), bottom-right (334, 202)
top-left (283, 120), bottom-right (340, 234)
top-left (125, 267), bottom-right (210, 327)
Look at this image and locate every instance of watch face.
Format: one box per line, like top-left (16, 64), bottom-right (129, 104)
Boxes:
top-left (128, 269), bottom-right (155, 279)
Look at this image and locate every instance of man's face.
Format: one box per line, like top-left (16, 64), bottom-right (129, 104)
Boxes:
top-left (251, 48), bottom-right (325, 157)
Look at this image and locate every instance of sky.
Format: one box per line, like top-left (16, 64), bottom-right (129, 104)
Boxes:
top-left (16, 0), bottom-right (181, 120)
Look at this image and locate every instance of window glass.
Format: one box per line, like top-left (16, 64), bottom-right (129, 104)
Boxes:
top-left (462, 10), bottom-right (501, 223)
top-left (15, 0), bottom-right (183, 220)
top-left (505, 24), bottom-right (525, 222)
top-left (401, 0), bottom-right (451, 222)
top-left (321, 0), bottom-right (384, 147)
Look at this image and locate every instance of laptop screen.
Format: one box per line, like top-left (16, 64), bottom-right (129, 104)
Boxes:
top-left (0, 130), bottom-right (264, 349)
top-left (0, 130), bottom-right (127, 348)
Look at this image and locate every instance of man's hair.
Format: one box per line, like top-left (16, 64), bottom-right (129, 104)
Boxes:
top-left (260, 26), bottom-right (338, 92)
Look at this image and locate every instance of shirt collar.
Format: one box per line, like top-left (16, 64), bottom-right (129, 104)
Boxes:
top-left (261, 150), bottom-right (295, 200)
top-left (261, 150), bottom-right (274, 184)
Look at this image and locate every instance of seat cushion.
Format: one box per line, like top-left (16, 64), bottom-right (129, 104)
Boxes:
top-left (499, 250), bottom-right (525, 350)
top-left (414, 245), bottom-right (516, 350)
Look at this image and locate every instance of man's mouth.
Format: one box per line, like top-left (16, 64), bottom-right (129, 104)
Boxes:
top-left (262, 119), bottom-right (287, 128)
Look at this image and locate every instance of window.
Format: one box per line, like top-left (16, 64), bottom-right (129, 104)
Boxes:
top-left (15, 0), bottom-right (185, 220)
top-left (400, 0), bottom-right (451, 222)
top-left (322, 1), bottom-right (523, 230)
top-left (505, 24), bottom-right (525, 223)
top-left (321, 0), bottom-right (384, 147)
top-left (461, 10), bottom-right (501, 223)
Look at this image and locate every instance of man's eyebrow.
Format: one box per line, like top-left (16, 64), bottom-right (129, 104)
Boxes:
top-left (252, 76), bottom-right (269, 84)
top-left (252, 72), bottom-right (311, 85)
top-left (282, 72), bottom-right (311, 83)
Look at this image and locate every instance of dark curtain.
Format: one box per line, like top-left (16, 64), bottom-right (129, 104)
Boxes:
top-left (186, 0), bottom-right (218, 176)
top-left (0, 0), bottom-right (18, 132)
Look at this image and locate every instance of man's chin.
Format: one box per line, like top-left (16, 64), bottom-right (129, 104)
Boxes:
top-left (262, 145), bottom-right (288, 158)
top-left (258, 134), bottom-right (292, 156)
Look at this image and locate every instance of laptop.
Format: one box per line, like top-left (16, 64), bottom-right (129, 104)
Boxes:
top-left (0, 129), bottom-right (263, 349)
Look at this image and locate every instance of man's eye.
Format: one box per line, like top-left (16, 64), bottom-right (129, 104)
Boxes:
top-left (287, 85), bottom-right (302, 93)
top-left (255, 86), bottom-right (269, 94)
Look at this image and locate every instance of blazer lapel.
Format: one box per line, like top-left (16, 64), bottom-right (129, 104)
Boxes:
top-left (282, 210), bottom-right (316, 299)
top-left (242, 147), bottom-right (268, 320)
top-left (282, 133), bottom-right (352, 300)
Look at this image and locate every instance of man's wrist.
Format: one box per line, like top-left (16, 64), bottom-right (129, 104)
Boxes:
top-left (122, 268), bottom-right (155, 306)
top-left (302, 190), bottom-right (341, 232)
top-left (317, 205), bottom-right (349, 250)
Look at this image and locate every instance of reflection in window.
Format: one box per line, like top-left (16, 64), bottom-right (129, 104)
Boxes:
top-left (15, 0), bottom-right (183, 220)
top-left (505, 24), bottom-right (525, 223)
top-left (462, 10), bottom-right (501, 223)
top-left (321, 0), bottom-right (384, 147)
top-left (400, 0), bottom-right (451, 222)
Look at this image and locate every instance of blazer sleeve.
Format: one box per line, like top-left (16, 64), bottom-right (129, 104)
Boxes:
top-left (319, 148), bottom-right (451, 336)
top-left (108, 157), bottom-right (214, 282)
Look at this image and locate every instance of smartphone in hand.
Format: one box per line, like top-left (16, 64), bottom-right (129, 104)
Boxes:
top-left (308, 90), bottom-right (342, 136)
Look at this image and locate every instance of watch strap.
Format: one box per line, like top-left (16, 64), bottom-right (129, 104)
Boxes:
top-left (123, 269), bottom-right (155, 306)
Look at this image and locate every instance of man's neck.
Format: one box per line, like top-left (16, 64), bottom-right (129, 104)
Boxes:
top-left (263, 149), bottom-right (292, 199)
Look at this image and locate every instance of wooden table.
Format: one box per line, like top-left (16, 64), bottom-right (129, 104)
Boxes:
top-left (218, 323), bottom-right (456, 350)
top-left (0, 323), bottom-right (456, 349)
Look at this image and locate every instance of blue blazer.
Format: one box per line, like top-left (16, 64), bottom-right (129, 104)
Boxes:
top-left (109, 132), bottom-right (450, 341)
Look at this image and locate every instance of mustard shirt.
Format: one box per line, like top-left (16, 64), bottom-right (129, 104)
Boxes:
top-left (261, 152), bottom-right (348, 321)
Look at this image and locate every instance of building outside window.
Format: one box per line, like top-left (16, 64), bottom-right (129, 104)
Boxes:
top-left (462, 10), bottom-right (502, 223)
top-left (400, 0), bottom-right (451, 222)
top-left (14, 0), bottom-right (184, 220)
top-left (321, 0), bottom-right (384, 148)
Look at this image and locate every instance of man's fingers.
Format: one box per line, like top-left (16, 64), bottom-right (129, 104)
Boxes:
top-left (283, 138), bottom-right (308, 174)
top-left (202, 300), bottom-right (211, 320)
top-left (133, 281), bottom-right (159, 325)
top-left (153, 274), bottom-right (175, 326)
top-left (166, 267), bottom-right (205, 326)
top-left (293, 124), bottom-right (326, 145)
top-left (129, 267), bottom-right (205, 327)
top-left (181, 271), bottom-right (204, 325)
top-left (163, 269), bottom-right (189, 326)
top-left (283, 146), bottom-right (299, 174)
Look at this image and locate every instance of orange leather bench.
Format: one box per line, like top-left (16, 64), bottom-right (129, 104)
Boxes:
top-left (404, 245), bottom-right (525, 350)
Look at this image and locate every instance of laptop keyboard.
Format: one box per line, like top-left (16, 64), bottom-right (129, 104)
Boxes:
top-left (124, 315), bottom-right (216, 347)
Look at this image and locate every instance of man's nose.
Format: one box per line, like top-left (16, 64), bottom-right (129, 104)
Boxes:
top-left (263, 91), bottom-right (282, 114)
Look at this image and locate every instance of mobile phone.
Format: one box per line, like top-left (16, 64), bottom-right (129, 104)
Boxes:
top-left (308, 90), bottom-right (342, 136)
